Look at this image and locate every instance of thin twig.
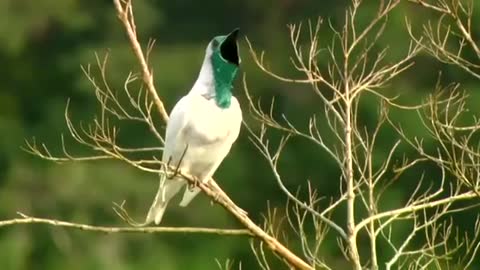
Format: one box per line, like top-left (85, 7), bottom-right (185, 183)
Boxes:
top-left (113, 0), bottom-right (169, 122)
top-left (0, 212), bottom-right (251, 236)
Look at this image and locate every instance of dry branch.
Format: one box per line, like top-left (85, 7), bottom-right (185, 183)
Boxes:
top-left (0, 212), bottom-right (251, 236)
top-left (113, 0), bottom-right (169, 122)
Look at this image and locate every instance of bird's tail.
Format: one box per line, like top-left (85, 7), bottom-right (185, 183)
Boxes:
top-left (145, 175), bottom-right (184, 225)
top-left (179, 186), bottom-right (201, 207)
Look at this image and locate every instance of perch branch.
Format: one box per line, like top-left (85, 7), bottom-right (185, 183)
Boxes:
top-left (113, 0), bottom-right (169, 122)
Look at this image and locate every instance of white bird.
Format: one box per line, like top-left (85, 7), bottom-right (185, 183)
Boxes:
top-left (145, 29), bottom-right (242, 225)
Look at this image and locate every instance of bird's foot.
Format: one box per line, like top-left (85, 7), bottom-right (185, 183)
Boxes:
top-left (168, 168), bottom-right (182, 179)
top-left (187, 176), bottom-right (200, 191)
top-left (212, 192), bottom-right (221, 203)
top-left (235, 206), bottom-right (249, 217)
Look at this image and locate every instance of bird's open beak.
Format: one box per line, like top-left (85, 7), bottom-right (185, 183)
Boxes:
top-left (220, 28), bottom-right (240, 66)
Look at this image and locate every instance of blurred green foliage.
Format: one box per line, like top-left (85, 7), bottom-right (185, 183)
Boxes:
top-left (1, 0), bottom-right (479, 269)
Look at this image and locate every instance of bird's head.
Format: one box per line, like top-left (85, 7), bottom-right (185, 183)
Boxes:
top-left (207, 28), bottom-right (240, 67)
top-left (202, 28), bottom-right (240, 109)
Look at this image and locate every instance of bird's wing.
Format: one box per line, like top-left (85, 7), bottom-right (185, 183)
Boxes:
top-left (145, 95), bottom-right (190, 225)
top-left (162, 95), bottom-right (191, 163)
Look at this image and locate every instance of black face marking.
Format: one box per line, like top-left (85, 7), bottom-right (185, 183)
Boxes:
top-left (211, 39), bottom-right (220, 48)
top-left (220, 37), bottom-right (239, 65)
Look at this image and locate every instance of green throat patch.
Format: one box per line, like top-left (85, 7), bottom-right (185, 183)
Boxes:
top-left (211, 40), bottom-right (238, 109)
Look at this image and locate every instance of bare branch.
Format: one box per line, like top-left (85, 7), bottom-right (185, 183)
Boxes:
top-left (0, 212), bottom-right (251, 236)
top-left (112, 0), bottom-right (169, 122)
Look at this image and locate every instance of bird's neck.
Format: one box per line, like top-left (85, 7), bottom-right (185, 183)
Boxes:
top-left (191, 56), bottom-right (237, 109)
top-left (211, 51), bottom-right (237, 109)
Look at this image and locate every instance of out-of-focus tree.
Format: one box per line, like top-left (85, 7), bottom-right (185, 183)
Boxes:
top-left (245, 0), bottom-right (480, 269)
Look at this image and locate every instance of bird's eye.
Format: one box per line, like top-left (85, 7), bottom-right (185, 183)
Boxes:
top-left (212, 39), bottom-right (219, 48)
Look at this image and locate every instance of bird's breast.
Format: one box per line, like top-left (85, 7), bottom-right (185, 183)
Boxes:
top-left (183, 96), bottom-right (241, 145)
top-left (162, 94), bottom-right (242, 179)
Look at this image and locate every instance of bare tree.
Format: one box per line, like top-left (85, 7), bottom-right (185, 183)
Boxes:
top-left (409, 0), bottom-right (480, 79)
top-left (245, 0), bottom-right (480, 269)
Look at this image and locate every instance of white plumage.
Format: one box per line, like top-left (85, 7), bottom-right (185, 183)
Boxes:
top-left (145, 30), bottom-right (242, 224)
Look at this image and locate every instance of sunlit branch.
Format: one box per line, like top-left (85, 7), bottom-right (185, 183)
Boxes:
top-left (0, 212), bottom-right (251, 236)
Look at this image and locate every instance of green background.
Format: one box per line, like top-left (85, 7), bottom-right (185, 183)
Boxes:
top-left (1, 0), bottom-right (479, 269)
